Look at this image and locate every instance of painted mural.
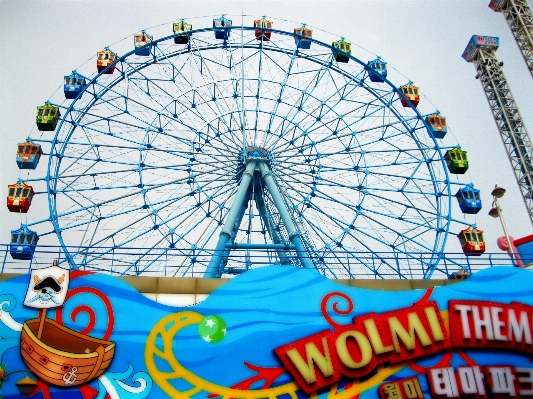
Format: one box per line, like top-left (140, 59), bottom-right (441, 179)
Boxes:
top-left (0, 265), bottom-right (532, 398)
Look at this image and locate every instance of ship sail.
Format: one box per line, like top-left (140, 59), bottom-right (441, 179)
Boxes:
top-left (23, 261), bottom-right (70, 309)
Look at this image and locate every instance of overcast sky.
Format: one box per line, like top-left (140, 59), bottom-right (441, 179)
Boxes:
top-left (1, 0), bottom-right (532, 264)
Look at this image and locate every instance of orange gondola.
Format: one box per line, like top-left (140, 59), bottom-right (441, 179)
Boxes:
top-left (458, 226), bottom-right (485, 256)
top-left (16, 141), bottom-right (42, 170)
top-left (7, 182), bottom-right (34, 213)
top-left (425, 113), bottom-right (447, 139)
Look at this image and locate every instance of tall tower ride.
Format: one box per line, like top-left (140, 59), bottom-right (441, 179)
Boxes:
top-left (462, 35), bottom-right (533, 226)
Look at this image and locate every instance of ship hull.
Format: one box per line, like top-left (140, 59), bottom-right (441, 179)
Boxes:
top-left (20, 317), bottom-right (115, 387)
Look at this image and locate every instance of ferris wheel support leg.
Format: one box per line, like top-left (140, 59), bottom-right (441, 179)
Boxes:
top-left (258, 162), bottom-right (316, 271)
top-left (217, 188), bottom-right (252, 273)
top-left (204, 161), bottom-right (257, 278)
top-left (254, 186), bottom-right (292, 265)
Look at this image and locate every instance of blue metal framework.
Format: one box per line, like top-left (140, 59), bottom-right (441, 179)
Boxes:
top-left (14, 16), bottom-right (478, 278)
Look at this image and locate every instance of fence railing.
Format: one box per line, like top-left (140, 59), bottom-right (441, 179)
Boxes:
top-left (0, 243), bottom-right (517, 278)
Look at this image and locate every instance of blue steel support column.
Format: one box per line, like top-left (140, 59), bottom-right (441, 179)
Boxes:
top-left (204, 160), bottom-right (257, 277)
top-left (254, 185), bottom-right (292, 265)
top-left (218, 187), bottom-right (252, 274)
top-left (258, 162), bottom-right (316, 270)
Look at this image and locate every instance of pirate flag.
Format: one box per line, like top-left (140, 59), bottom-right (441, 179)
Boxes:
top-left (23, 263), bottom-right (70, 309)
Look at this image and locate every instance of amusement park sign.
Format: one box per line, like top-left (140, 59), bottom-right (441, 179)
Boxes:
top-left (275, 299), bottom-right (533, 395)
top-left (462, 35), bottom-right (499, 62)
top-left (1, 266), bottom-right (533, 399)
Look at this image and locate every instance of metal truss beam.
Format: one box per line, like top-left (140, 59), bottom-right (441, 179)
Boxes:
top-left (468, 43), bottom-right (533, 225)
top-left (490, 0), bottom-right (533, 79)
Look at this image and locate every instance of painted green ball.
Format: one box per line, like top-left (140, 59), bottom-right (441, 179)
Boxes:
top-left (198, 315), bottom-right (227, 343)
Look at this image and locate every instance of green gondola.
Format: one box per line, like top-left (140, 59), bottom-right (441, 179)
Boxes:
top-left (173, 20), bottom-right (192, 44)
top-left (36, 103), bottom-right (61, 131)
top-left (332, 39), bottom-right (351, 63)
top-left (444, 147), bottom-right (469, 174)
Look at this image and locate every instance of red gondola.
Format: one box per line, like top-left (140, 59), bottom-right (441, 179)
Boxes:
top-left (458, 226), bottom-right (485, 256)
top-left (7, 182), bottom-right (34, 213)
top-left (400, 84), bottom-right (420, 108)
top-left (97, 50), bottom-right (117, 74)
top-left (254, 18), bottom-right (273, 41)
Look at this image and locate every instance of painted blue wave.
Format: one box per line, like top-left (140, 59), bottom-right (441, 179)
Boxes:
top-left (0, 266), bottom-right (532, 398)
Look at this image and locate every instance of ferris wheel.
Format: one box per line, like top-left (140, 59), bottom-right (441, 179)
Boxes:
top-left (10, 15), bottom-right (481, 279)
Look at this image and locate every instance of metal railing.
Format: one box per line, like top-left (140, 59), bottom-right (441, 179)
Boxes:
top-left (0, 244), bottom-right (518, 279)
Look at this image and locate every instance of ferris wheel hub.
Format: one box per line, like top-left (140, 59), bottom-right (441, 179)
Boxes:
top-left (245, 147), bottom-right (268, 159)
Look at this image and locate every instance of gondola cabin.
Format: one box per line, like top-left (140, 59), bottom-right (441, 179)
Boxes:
top-left (173, 21), bottom-right (192, 44)
top-left (444, 147), bottom-right (469, 174)
top-left (400, 84), bottom-right (420, 108)
top-left (64, 73), bottom-right (86, 99)
top-left (332, 39), bottom-right (351, 63)
top-left (294, 26), bottom-right (312, 49)
top-left (10, 225), bottom-right (38, 260)
top-left (425, 113), bottom-right (447, 139)
top-left (254, 18), bottom-right (273, 41)
top-left (97, 50), bottom-right (117, 74)
top-left (367, 58), bottom-right (387, 82)
top-left (213, 16), bottom-right (232, 40)
top-left (16, 141), bottom-right (42, 170)
top-left (7, 182), bottom-right (34, 213)
top-left (455, 184), bottom-right (482, 214)
top-left (36, 104), bottom-right (60, 131)
top-left (458, 226), bottom-right (485, 256)
top-left (134, 32), bottom-right (153, 56)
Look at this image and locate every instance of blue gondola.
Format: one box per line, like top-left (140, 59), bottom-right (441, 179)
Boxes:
top-left (134, 31), bottom-right (153, 56)
top-left (213, 16), bottom-right (232, 40)
top-left (455, 184), bottom-right (482, 214)
top-left (16, 141), bottom-right (42, 169)
top-left (425, 113), bottom-right (447, 139)
top-left (10, 224), bottom-right (38, 260)
top-left (64, 73), bottom-right (86, 99)
top-left (367, 57), bottom-right (387, 82)
top-left (294, 26), bottom-right (312, 49)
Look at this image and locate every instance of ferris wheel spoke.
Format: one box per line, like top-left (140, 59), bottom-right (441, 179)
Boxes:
top-left (301, 215), bottom-right (399, 276)
top-left (172, 49), bottom-right (241, 147)
top-left (283, 173), bottom-right (440, 245)
top-left (90, 79), bottom-right (171, 126)
top-left (52, 165), bottom-right (227, 223)
top-left (261, 46), bottom-right (300, 147)
top-left (354, 210), bottom-right (436, 253)
top-left (268, 57), bottom-right (333, 145)
top-left (267, 66), bottom-right (367, 152)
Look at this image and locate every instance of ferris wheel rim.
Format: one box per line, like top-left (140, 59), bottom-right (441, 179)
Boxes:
top-left (21, 23), bottom-right (466, 278)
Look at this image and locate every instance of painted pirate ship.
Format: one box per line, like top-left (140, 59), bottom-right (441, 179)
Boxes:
top-left (20, 262), bottom-right (115, 387)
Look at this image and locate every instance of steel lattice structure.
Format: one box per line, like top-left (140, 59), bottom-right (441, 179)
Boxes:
top-left (463, 36), bottom-right (533, 226)
top-left (489, 0), bottom-right (533, 78)
top-left (13, 16), bottom-right (478, 279)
